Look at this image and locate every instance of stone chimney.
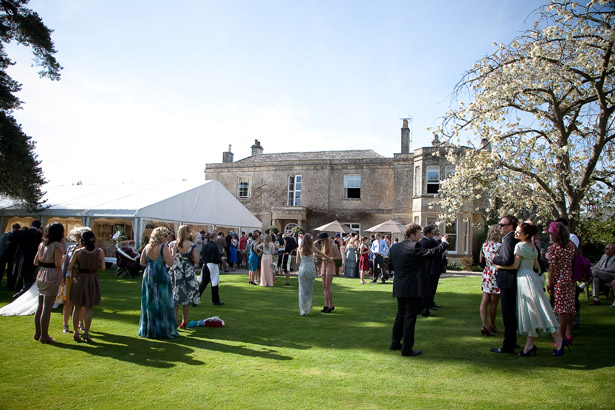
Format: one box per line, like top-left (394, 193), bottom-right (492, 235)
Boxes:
top-left (222, 144), bottom-right (234, 163)
top-left (251, 139), bottom-right (263, 156)
top-left (401, 119), bottom-right (410, 154)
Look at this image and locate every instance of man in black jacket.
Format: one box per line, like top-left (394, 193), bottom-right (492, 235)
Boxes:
top-left (490, 214), bottom-right (519, 354)
top-left (12, 220), bottom-right (42, 298)
top-left (199, 232), bottom-right (224, 305)
top-left (388, 224), bottom-right (448, 357)
top-left (0, 223), bottom-right (20, 290)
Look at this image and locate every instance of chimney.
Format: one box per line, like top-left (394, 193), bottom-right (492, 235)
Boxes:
top-left (222, 144), bottom-right (234, 163)
top-left (251, 139), bottom-right (263, 156)
top-left (401, 119), bottom-right (410, 154)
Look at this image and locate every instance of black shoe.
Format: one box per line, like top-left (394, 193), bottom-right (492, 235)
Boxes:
top-left (401, 349), bottom-right (422, 357)
top-left (192, 304), bottom-right (198, 307)
top-left (421, 311), bottom-right (435, 317)
top-left (213, 302), bottom-right (225, 305)
top-left (431, 304), bottom-right (442, 309)
top-left (321, 306), bottom-right (329, 312)
top-left (389, 343), bottom-right (402, 351)
top-left (371, 279), bottom-right (378, 283)
top-left (327, 306), bottom-right (335, 313)
top-left (490, 347), bottom-right (514, 354)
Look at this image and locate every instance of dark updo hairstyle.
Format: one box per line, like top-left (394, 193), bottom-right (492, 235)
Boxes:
top-left (81, 230), bottom-right (97, 251)
top-left (43, 222), bottom-right (64, 245)
top-left (518, 221), bottom-right (538, 239)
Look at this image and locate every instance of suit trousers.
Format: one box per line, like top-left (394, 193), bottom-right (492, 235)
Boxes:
top-left (430, 271), bottom-right (441, 305)
top-left (198, 265), bottom-right (221, 304)
top-left (420, 269), bottom-right (432, 314)
top-left (499, 285), bottom-right (517, 351)
top-left (373, 254), bottom-right (387, 280)
top-left (392, 297), bottom-right (421, 355)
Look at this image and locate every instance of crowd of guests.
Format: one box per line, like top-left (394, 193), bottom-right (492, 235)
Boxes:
top-left (479, 215), bottom-right (605, 357)
top-left (1, 216), bottom-right (613, 355)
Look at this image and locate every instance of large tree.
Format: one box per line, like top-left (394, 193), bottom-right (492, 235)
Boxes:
top-left (0, 0), bottom-right (61, 209)
top-left (433, 0), bottom-right (614, 231)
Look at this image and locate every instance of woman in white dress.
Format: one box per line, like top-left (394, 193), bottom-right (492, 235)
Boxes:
top-left (496, 221), bottom-right (567, 357)
top-left (296, 234), bottom-right (330, 316)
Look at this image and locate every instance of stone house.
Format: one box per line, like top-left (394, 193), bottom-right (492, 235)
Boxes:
top-left (204, 120), bottom-right (485, 258)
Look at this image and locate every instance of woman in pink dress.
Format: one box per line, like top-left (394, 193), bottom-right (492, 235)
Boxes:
top-left (318, 232), bottom-right (341, 313)
top-left (257, 234), bottom-right (276, 287)
top-left (546, 221), bottom-right (577, 345)
top-left (479, 225), bottom-right (502, 336)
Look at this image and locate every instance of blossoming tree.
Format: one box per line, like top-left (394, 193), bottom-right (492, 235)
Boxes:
top-left (433, 0), bottom-right (614, 230)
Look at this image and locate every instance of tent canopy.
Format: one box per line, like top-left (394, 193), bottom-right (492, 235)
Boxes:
top-left (0, 179), bottom-right (262, 230)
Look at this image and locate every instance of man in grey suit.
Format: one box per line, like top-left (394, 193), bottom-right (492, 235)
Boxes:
top-left (589, 243), bottom-right (615, 305)
top-left (388, 224), bottom-right (448, 357)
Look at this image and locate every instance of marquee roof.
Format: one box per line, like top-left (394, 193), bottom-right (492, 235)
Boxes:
top-left (0, 179), bottom-right (261, 229)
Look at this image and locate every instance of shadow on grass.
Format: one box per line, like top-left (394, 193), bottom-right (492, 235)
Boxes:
top-left (2, 272), bottom-right (614, 373)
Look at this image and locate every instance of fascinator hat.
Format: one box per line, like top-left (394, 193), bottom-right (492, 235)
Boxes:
top-left (69, 226), bottom-right (92, 241)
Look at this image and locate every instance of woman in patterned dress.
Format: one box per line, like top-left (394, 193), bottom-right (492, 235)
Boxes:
top-left (479, 224), bottom-right (502, 336)
top-left (546, 221), bottom-right (577, 345)
top-left (169, 225), bottom-right (200, 329)
top-left (68, 230), bottom-right (105, 342)
top-left (138, 227), bottom-right (178, 339)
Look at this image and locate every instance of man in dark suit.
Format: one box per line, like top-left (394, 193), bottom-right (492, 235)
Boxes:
top-left (0, 223), bottom-right (20, 290)
top-left (418, 225), bottom-right (439, 317)
top-left (490, 214), bottom-right (519, 354)
top-left (12, 220), bottom-right (42, 298)
top-left (388, 224), bottom-right (449, 357)
top-left (199, 232), bottom-right (224, 305)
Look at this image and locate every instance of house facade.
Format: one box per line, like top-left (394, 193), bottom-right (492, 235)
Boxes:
top-left (204, 120), bottom-right (485, 257)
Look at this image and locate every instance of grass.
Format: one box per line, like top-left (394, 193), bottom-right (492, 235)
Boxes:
top-left (0, 271), bottom-right (614, 410)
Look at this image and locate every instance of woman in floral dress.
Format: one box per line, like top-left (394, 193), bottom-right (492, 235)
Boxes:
top-left (479, 224), bottom-right (502, 336)
top-left (546, 221), bottom-right (577, 345)
top-left (169, 225), bottom-right (200, 329)
top-left (139, 227), bottom-right (178, 339)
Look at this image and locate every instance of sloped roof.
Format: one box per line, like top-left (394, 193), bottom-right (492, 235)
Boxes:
top-left (0, 179), bottom-right (261, 229)
top-left (234, 149), bottom-right (386, 164)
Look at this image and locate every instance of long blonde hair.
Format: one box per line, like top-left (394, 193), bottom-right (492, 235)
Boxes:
top-left (486, 224), bottom-right (501, 243)
top-left (176, 225), bottom-right (191, 248)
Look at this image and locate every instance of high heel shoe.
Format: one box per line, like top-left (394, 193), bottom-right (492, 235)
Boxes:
top-left (518, 345), bottom-right (537, 357)
top-left (480, 326), bottom-right (492, 336)
top-left (488, 325), bottom-right (501, 334)
top-left (553, 338), bottom-right (570, 356)
top-left (73, 333), bottom-right (82, 343)
top-left (179, 321), bottom-right (187, 329)
top-left (565, 336), bottom-right (573, 346)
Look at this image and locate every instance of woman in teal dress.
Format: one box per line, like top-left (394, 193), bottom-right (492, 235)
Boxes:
top-left (496, 221), bottom-right (566, 357)
top-left (139, 227), bottom-right (178, 339)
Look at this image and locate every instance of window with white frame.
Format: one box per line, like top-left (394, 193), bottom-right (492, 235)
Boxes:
top-left (444, 165), bottom-right (455, 179)
top-left (345, 223), bottom-right (361, 236)
top-left (237, 176), bottom-right (251, 198)
top-left (426, 166), bottom-right (440, 194)
top-left (463, 219), bottom-right (470, 254)
top-left (344, 174), bottom-right (361, 199)
top-left (445, 219), bottom-right (458, 253)
top-left (414, 166), bottom-right (421, 195)
top-left (287, 175), bottom-right (302, 206)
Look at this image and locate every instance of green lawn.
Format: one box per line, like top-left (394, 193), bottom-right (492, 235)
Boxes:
top-left (0, 271), bottom-right (613, 410)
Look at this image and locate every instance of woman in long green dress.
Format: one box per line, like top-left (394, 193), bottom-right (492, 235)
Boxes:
top-left (139, 227), bottom-right (178, 339)
top-left (296, 234), bottom-right (330, 316)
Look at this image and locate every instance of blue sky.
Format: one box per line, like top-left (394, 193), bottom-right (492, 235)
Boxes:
top-left (7, 0), bottom-right (542, 185)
